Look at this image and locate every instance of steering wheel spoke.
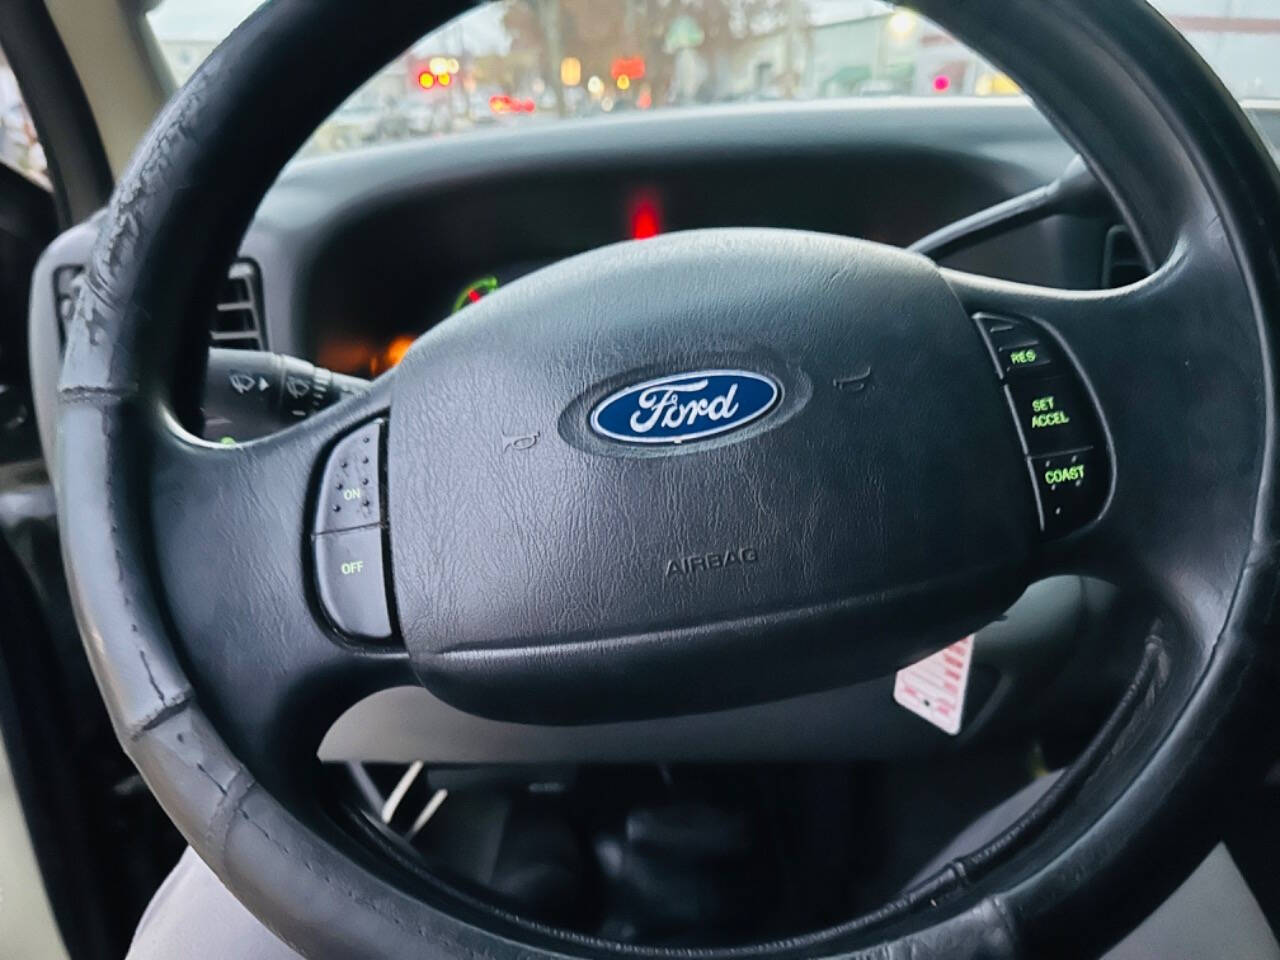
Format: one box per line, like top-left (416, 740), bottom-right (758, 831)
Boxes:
top-left (145, 377), bottom-right (413, 788)
top-left (942, 243), bottom-right (1265, 632)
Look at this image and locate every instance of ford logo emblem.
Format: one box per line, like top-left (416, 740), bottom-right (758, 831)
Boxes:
top-left (590, 369), bottom-right (781, 445)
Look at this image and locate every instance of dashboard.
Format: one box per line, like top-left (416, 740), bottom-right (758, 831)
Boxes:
top-left (29, 97), bottom-right (1280, 451)
top-left (296, 100), bottom-right (1097, 380)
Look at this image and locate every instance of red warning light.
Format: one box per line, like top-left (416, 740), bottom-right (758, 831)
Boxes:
top-left (629, 192), bottom-right (662, 240)
top-left (932, 73), bottom-right (952, 93)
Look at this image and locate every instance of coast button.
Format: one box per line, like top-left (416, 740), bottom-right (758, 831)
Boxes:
top-left (1031, 449), bottom-right (1106, 537)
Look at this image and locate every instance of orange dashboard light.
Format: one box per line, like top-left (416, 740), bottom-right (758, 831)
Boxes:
top-left (417, 71), bottom-right (436, 89)
top-left (316, 339), bottom-right (375, 378)
top-left (382, 335), bottom-right (415, 371)
top-left (439, 72), bottom-right (453, 86)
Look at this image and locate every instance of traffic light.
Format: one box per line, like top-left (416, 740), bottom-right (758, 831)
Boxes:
top-left (610, 56), bottom-right (646, 80)
top-left (414, 56), bottom-right (460, 91)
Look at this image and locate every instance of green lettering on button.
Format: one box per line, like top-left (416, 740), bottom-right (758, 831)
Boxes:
top-left (1009, 348), bottom-right (1038, 366)
top-left (1044, 464), bottom-right (1086, 485)
top-left (1030, 410), bottom-right (1071, 429)
top-left (340, 560), bottom-right (365, 576)
top-left (1031, 395), bottom-right (1056, 413)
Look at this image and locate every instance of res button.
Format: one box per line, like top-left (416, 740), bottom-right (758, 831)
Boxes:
top-left (315, 526), bottom-right (391, 640)
top-left (998, 342), bottom-right (1056, 377)
top-left (976, 313), bottom-right (1060, 379)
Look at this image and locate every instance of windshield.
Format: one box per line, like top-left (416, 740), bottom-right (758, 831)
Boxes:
top-left (147, 0), bottom-right (1280, 159)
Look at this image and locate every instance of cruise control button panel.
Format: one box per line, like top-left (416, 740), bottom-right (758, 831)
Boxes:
top-left (312, 419), bottom-right (392, 641)
top-left (975, 314), bottom-right (1109, 538)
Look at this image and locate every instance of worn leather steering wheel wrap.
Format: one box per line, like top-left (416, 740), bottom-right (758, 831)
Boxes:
top-left (56, 0), bottom-right (1280, 956)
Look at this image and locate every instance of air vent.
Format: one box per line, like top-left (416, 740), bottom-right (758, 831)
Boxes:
top-left (55, 259), bottom-right (266, 350)
top-left (1101, 225), bottom-right (1146, 288)
top-left (210, 260), bottom-right (266, 350)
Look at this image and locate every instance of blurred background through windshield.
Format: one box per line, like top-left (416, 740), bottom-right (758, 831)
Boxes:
top-left (134, 1), bottom-right (1280, 162)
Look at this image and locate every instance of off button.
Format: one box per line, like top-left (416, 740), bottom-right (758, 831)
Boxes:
top-left (315, 526), bottom-right (391, 639)
top-left (1031, 449), bottom-right (1107, 537)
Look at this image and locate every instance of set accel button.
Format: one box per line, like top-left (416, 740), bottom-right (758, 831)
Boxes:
top-left (1007, 376), bottom-right (1095, 455)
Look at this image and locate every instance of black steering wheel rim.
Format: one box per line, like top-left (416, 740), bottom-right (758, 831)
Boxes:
top-left (57, 1), bottom-right (1280, 957)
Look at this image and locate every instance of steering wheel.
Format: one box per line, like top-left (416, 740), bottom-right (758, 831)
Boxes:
top-left (57, 0), bottom-right (1280, 956)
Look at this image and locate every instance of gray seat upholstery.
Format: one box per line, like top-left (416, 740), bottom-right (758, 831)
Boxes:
top-left (903, 772), bottom-right (1278, 959)
top-left (128, 776), bottom-right (1278, 960)
top-left (127, 848), bottom-right (302, 960)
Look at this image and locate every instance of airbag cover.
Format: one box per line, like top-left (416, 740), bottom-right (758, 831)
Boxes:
top-left (388, 229), bottom-right (1035, 721)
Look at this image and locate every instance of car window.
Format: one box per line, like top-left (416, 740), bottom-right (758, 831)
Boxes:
top-left (0, 47), bottom-right (47, 186)
top-left (147, 0), bottom-right (1280, 160)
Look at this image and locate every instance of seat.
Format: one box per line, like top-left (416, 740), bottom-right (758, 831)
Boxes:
top-left (127, 776), bottom-right (1279, 960)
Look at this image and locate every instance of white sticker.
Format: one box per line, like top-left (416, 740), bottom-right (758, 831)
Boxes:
top-left (893, 635), bottom-right (974, 736)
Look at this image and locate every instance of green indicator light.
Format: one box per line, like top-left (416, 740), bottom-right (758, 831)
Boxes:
top-left (1045, 464), bottom-right (1086, 485)
top-left (218, 436), bottom-right (237, 446)
top-left (452, 275), bottom-right (500, 314)
top-left (1009, 348), bottom-right (1038, 365)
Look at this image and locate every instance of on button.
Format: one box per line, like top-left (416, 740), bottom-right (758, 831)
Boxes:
top-left (315, 420), bottom-right (383, 534)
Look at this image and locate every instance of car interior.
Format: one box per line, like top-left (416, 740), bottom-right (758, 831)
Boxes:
top-left (1, 0), bottom-right (1280, 958)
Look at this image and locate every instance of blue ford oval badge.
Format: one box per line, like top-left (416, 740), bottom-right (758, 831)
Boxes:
top-left (590, 370), bottom-right (781, 445)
